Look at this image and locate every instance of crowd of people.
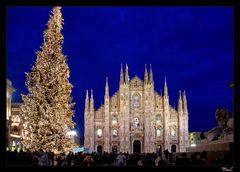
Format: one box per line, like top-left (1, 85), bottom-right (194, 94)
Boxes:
top-left (7, 149), bottom-right (231, 166)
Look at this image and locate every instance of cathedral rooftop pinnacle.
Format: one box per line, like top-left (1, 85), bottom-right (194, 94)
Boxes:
top-left (149, 64), bottom-right (153, 84)
top-left (125, 64), bottom-right (129, 84)
top-left (105, 76), bottom-right (109, 97)
top-left (120, 63), bottom-right (124, 85)
top-left (144, 64), bottom-right (148, 84)
top-left (164, 77), bottom-right (168, 97)
top-left (91, 89), bottom-right (93, 97)
top-left (178, 90), bottom-right (183, 112)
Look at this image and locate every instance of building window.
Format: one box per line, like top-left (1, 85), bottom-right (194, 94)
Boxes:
top-left (112, 120), bottom-right (117, 126)
top-left (132, 94), bottom-right (141, 108)
top-left (156, 129), bottom-right (161, 137)
top-left (7, 97), bottom-right (11, 120)
top-left (112, 116), bottom-right (118, 126)
top-left (12, 115), bottom-right (20, 123)
top-left (112, 129), bottom-right (118, 137)
top-left (133, 118), bottom-right (140, 128)
top-left (156, 116), bottom-right (161, 125)
top-left (96, 129), bottom-right (102, 137)
top-left (171, 127), bottom-right (176, 137)
top-left (11, 125), bottom-right (20, 135)
top-left (11, 141), bottom-right (16, 151)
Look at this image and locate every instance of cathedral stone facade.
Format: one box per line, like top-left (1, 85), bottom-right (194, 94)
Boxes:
top-left (84, 64), bottom-right (189, 153)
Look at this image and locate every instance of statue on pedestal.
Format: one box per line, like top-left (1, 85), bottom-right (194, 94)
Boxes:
top-left (207, 108), bottom-right (233, 141)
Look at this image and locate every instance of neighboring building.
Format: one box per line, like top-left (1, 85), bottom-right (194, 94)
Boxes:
top-left (84, 64), bottom-right (189, 153)
top-left (6, 79), bottom-right (16, 150)
top-left (6, 79), bottom-right (25, 151)
top-left (189, 132), bottom-right (208, 147)
top-left (10, 102), bottom-right (24, 151)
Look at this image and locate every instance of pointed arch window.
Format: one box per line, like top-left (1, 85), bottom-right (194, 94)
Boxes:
top-left (96, 129), bottom-right (102, 137)
top-left (171, 127), bottom-right (176, 137)
top-left (112, 116), bottom-right (118, 126)
top-left (132, 93), bottom-right (141, 108)
top-left (112, 129), bottom-right (118, 137)
top-left (133, 117), bottom-right (140, 128)
top-left (156, 115), bottom-right (161, 125)
top-left (156, 129), bottom-right (161, 137)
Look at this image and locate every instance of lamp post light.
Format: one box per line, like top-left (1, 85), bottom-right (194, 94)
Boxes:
top-left (190, 143), bottom-right (196, 147)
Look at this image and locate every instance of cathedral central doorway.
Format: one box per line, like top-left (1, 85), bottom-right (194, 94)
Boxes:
top-left (97, 145), bottom-right (102, 154)
top-left (171, 144), bottom-right (176, 153)
top-left (133, 140), bottom-right (141, 153)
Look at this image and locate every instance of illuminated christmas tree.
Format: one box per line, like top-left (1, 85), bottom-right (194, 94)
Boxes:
top-left (21, 6), bottom-right (76, 152)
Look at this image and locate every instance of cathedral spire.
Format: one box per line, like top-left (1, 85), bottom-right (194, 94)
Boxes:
top-left (144, 64), bottom-right (148, 85)
top-left (178, 90), bottom-right (183, 113)
top-left (120, 63), bottom-right (124, 85)
top-left (90, 89), bottom-right (94, 112)
top-left (125, 64), bottom-right (129, 84)
top-left (105, 77), bottom-right (109, 98)
top-left (149, 64), bottom-right (153, 84)
top-left (183, 90), bottom-right (188, 113)
top-left (164, 77), bottom-right (168, 98)
top-left (84, 90), bottom-right (89, 112)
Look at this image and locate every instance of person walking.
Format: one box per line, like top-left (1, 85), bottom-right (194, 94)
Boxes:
top-left (37, 149), bottom-right (49, 166)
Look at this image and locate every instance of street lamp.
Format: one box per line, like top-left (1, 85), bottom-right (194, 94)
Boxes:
top-left (190, 143), bottom-right (196, 147)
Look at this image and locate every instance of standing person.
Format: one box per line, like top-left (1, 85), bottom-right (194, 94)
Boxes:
top-left (169, 152), bottom-right (173, 164)
top-left (82, 154), bottom-right (94, 166)
top-left (201, 151), bottom-right (208, 165)
top-left (46, 151), bottom-right (51, 166)
top-left (155, 154), bottom-right (165, 166)
top-left (66, 152), bottom-right (73, 166)
top-left (25, 150), bottom-right (33, 165)
top-left (164, 149), bottom-right (169, 164)
top-left (12, 149), bottom-right (19, 165)
top-left (56, 153), bottom-right (66, 166)
top-left (206, 154), bottom-right (215, 165)
top-left (32, 151), bottom-right (39, 166)
top-left (49, 151), bottom-right (55, 166)
top-left (137, 157), bottom-right (143, 166)
top-left (115, 152), bottom-right (126, 166)
top-left (192, 152), bottom-right (204, 165)
top-left (37, 149), bottom-right (49, 166)
top-left (19, 150), bottom-right (24, 165)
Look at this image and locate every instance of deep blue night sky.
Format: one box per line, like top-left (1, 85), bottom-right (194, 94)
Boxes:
top-left (7, 7), bottom-right (233, 142)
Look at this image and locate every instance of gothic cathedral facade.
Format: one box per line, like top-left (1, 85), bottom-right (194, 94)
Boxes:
top-left (84, 64), bottom-right (189, 153)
